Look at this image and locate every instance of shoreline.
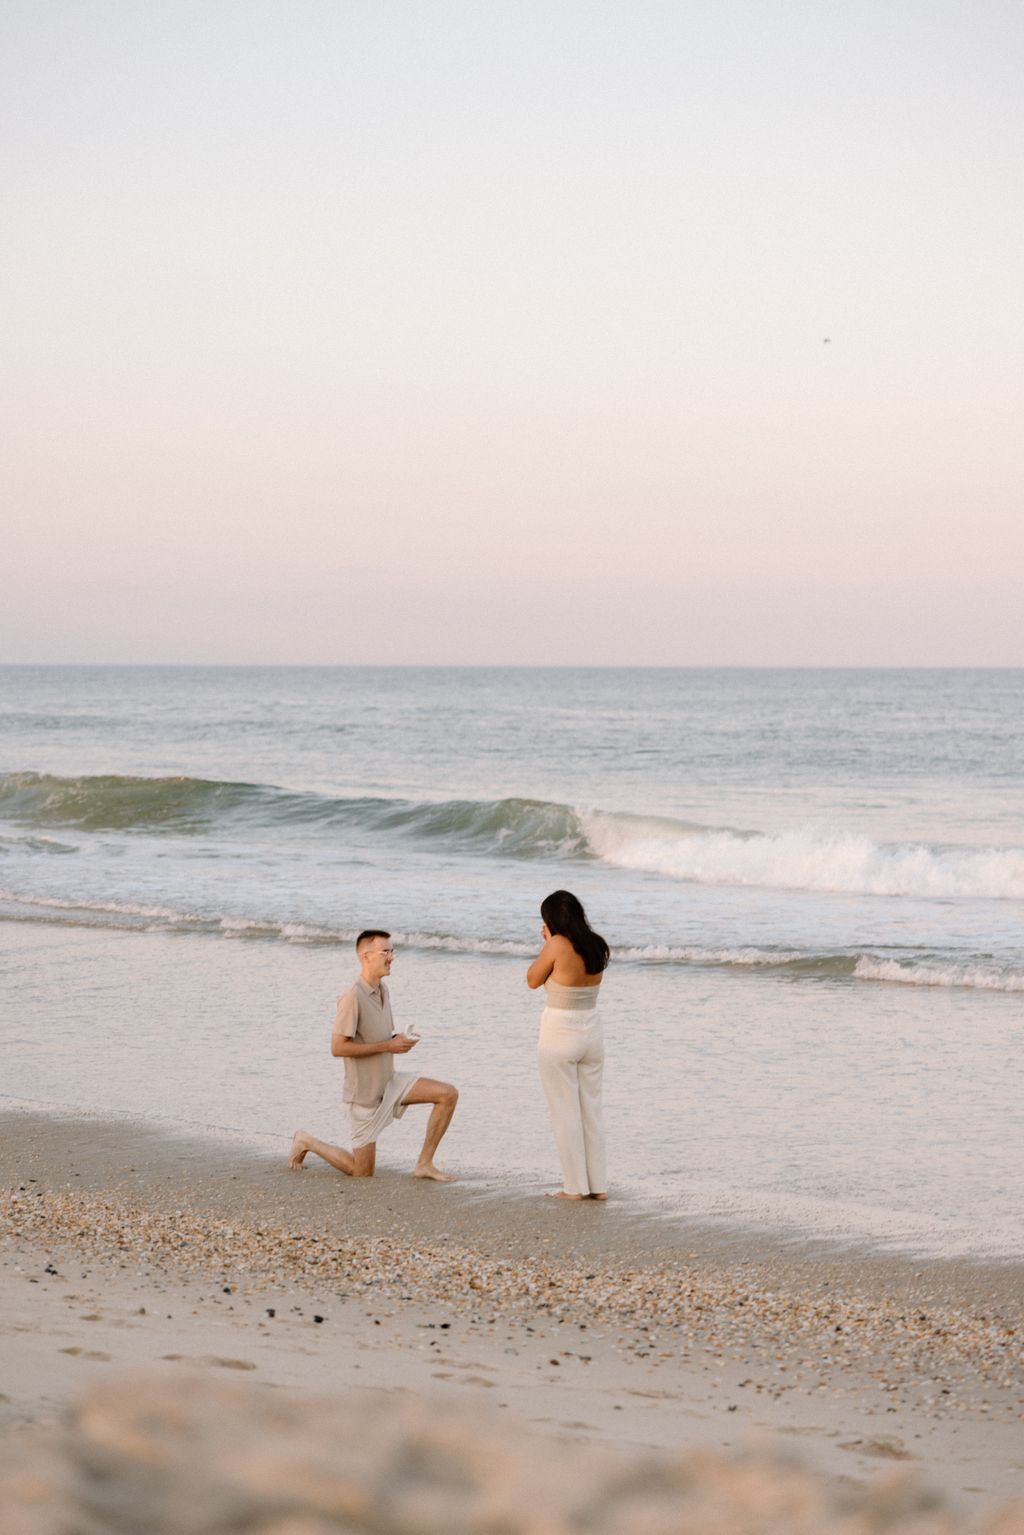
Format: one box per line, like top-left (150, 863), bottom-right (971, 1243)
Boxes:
top-left (4, 916), bottom-right (1022, 1264)
top-left (2, 1107), bottom-right (1021, 1298)
top-left (2, 1110), bottom-right (1022, 1517)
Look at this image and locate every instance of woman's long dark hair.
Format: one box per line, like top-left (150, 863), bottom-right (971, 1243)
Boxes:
top-left (541, 890), bottom-right (609, 975)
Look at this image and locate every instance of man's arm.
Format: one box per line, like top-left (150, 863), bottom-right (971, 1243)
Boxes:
top-left (330, 987), bottom-right (415, 1057)
top-left (331, 1035), bottom-right (415, 1057)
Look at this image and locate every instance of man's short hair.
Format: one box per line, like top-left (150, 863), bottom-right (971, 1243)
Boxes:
top-left (356, 929), bottom-right (391, 955)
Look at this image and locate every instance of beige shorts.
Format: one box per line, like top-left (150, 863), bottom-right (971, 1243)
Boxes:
top-left (347, 1072), bottom-right (420, 1149)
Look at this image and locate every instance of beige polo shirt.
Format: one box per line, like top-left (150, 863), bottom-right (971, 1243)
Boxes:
top-left (335, 977), bottom-right (396, 1107)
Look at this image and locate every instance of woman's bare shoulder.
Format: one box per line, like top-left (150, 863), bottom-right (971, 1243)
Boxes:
top-left (547, 934), bottom-right (581, 963)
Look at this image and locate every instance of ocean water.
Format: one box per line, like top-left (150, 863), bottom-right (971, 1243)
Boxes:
top-left (2, 666), bottom-right (1023, 1256)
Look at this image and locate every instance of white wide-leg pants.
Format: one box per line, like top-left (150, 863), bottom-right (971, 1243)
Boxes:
top-left (537, 1007), bottom-right (606, 1196)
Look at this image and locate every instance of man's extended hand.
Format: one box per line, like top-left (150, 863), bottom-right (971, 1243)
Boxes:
top-left (389, 1034), bottom-right (418, 1053)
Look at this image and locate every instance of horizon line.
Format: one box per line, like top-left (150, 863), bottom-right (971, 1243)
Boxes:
top-left (2, 661), bottom-right (1022, 673)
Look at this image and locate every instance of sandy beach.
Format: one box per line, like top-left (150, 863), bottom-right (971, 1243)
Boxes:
top-left (2, 1110), bottom-right (1021, 1528)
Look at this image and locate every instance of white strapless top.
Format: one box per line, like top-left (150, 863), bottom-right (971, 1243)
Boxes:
top-left (544, 980), bottom-right (601, 1011)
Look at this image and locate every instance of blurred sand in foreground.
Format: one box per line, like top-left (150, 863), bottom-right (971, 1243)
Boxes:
top-left (3, 1373), bottom-right (1023, 1535)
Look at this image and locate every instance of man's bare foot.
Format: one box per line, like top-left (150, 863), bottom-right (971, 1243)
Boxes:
top-left (547, 1191), bottom-right (584, 1200)
top-left (589, 1192), bottom-right (608, 1201)
top-left (413, 1163), bottom-right (457, 1182)
top-left (288, 1132), bottom-right (308, 1170)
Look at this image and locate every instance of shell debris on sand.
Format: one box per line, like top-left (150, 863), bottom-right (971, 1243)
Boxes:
top-left (2, 1186), bottom-right (1022, 1421)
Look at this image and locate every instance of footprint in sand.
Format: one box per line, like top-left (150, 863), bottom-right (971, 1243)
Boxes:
top-left (60, 1347), bottom-right (111, 1361)
top-left (839, 1437), bottom-right (913, 1461)
top-left (160, 1354), bottom-right (256, 1371)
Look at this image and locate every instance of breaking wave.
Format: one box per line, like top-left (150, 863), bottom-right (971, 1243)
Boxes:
top-left (0, 773), bottom-right (583, 853)
top-left (3, 772), bottom-right (1024, 900)
top-left (578, 813), bottom-right (1024, 900)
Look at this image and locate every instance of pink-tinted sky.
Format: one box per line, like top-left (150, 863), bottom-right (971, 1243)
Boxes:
top-left (3, 1), bottom-right (1022, 663)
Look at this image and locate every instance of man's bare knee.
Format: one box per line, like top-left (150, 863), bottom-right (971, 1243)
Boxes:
top-left (441, 1083), bottom-right (458, 1108)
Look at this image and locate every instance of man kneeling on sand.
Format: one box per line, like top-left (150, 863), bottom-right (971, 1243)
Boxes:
top-left (290, 930), bottom-right (458, 1182)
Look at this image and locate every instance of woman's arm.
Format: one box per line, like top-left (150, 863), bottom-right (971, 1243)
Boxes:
top-left (526, 935), bottom-right (559, 989)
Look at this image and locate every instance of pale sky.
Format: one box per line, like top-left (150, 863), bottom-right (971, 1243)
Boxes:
top-left (2, 0), bottom-right (1022, 664)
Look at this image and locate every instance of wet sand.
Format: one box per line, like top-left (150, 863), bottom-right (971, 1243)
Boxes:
top-left (1, 1110), bottom-right (1022, 1518)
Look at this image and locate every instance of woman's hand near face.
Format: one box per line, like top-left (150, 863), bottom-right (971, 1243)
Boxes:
top-left (526, 933), bottom-right (558, 989)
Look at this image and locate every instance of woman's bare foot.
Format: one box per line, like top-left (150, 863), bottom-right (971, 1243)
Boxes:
top-left (588, 1192), bottom-right (608, 1201)
top-left (413, 1162), bottom-right (456, 1182)
top-left (547, 1191), bottom-right (584, 1200)
top-left (288, 1132), bottom-right (308, 1170)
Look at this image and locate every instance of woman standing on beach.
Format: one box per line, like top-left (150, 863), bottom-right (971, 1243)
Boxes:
top-left (526, 890), bottom-right (610, 1201)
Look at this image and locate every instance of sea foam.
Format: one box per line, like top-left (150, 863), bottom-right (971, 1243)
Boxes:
top-left (4, 888), bottom-right (1023, 992)
top-left (580, 813), bottom-right (1024, 900)
top-left (853, 957), bottom-right (1024, 992)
